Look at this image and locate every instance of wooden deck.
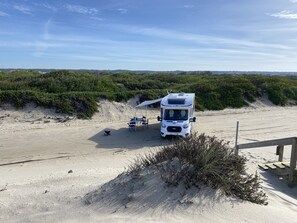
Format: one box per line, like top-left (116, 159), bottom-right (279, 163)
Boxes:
top-left (235, 137), bottom-right (297, 186)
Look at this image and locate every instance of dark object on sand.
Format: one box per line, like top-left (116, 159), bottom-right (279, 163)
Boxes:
top-left (68, 170), bottom-right (73, 174)
top-left (0, 188), bottom-right (7, 192)
top-left (104, 130), bottom-right (111, 136)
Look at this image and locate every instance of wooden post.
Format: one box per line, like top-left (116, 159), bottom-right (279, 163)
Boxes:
top-left (234, 121), bottom-right (239, 155)
top-left (276, 145), bottom-right (284, 162)
top-left (288, 138), bottom-right (297, 187)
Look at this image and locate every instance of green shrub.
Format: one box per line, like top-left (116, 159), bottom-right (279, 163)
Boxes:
top-left (0, 90), bottom-right (99, 119)
top-left (284, 87), bottom-right (297, 101)
top-left (1, 70), bottom-right (297, 118)
top-left (267, 84), bottom-right (287, 105)
top-left (128, 133), bottom-right (268, 205)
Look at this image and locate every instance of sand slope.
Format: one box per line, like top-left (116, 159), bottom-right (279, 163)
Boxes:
top-left (0, 100), bottom-right (297, 222)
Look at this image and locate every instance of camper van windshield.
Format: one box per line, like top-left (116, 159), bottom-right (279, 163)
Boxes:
top-left (164, 109), bottom-right (188, 121)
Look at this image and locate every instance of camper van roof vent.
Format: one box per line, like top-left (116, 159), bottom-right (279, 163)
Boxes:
top-left (178, 93), bottom-right (184, 96)
top-left (168, 98), bottom-right (185, 105)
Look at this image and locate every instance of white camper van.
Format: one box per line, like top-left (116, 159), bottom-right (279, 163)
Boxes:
top-left (157, 93), bottom-right (196, 138)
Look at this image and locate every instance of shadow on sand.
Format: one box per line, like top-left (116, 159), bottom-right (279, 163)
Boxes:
top-left (260, 170), bottom-right (297, 205)
top-left (88, 123), bottom-right (168, 149)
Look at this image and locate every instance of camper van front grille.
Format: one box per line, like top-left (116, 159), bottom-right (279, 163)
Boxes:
top-left (167, 126), bottom-right (182, 132)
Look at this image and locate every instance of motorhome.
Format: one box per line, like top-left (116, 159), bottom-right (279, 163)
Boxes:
top-left (157, 93), bottom-right (196, 138)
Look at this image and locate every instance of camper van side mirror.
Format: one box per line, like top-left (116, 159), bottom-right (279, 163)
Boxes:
top-left (190, 117), bottom-right (196, 122)
top-left (157, 116), bottom-right (162, 121)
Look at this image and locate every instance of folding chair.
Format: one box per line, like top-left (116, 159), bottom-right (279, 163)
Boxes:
top-left (128, 119), bottom-right (136, 131)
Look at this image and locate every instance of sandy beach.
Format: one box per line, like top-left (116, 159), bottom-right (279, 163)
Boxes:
top-left (1, 100), bottom-right (297, 223)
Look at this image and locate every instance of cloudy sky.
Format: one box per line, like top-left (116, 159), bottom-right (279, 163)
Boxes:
top-left (1, 0), bottom-right (297, 71)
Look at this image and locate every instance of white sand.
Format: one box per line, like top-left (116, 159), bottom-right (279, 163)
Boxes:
top-left (0, 100), bottom-right (297, 223)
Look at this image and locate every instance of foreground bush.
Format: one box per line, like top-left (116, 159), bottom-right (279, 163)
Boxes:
top-left (128, 134), bottom-right (268, 205)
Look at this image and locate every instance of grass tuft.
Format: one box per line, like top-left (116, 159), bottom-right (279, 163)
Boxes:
top-left (127, 133), bottom-right (268, 205)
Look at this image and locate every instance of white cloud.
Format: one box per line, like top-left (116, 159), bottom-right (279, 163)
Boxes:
top-left (65, 4), bottom-right (98, 15)
top-left (90, 16), bottom-right (105, 21)
top-left (110, 24), bottom-right (291, 50)
top-left (0, 41), bottom-right (65, 48)
top-left (34, 19), bottom-right (52, 57)
top-left (269, 10), bottom-right (297, 19)
top-left (183, 5), bottom-right (194, 8)
top-left (0, 11), bottom-right (8, 16)
top-left (59, 54), bottom-right (108, 61)
top-left (118, 8), bottom-right (128, 14)
top-left (14, 5), bottom-right (33, 16)
top-left (42, 3), bottom-right (57, 12)
top-left (290, 0), bottom-right (297, 3)
top-left (43, 19), bottom-right (51, 40)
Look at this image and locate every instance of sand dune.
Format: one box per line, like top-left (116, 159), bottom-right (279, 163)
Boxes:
top-left (0, 100), bottom-right (297, 222)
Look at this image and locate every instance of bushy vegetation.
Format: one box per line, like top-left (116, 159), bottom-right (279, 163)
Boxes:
top-left (128, 133), bottom-right (268, 205)
top-left (0, 90), bottom-right (99, 118)
top-left (0, 70), bottom-right (297, 118)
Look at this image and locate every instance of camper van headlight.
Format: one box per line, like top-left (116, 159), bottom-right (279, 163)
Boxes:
top-left (161, 123), bottom-right (166, 128)
top-left (183, 124), bottom-right (189, 129)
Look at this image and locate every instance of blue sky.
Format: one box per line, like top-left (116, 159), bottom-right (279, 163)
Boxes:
top-left (1, 0), bottom-right (297, 71)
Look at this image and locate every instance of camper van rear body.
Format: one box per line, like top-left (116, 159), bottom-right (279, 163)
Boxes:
top-left (159, 93), bottom-right (195, 138)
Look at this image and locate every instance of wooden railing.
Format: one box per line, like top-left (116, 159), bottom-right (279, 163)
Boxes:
top-left (235, 137), bottom-right (297, 186)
